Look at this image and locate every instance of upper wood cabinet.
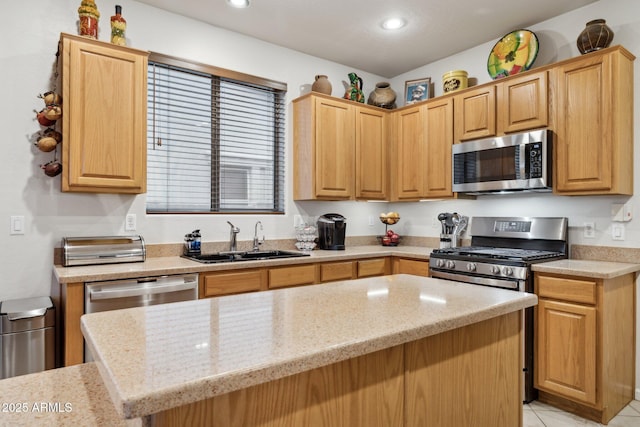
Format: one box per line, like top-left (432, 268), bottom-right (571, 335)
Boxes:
top-left (454, 71), bottom-right (548, 142)
top-left (390, 105), bottom-right (426, 200)
top-left (552, 46), bottom-right (634, 195)
top-left (59, 33), bottom-right (148, 193)
top-left (423, 97), bottom-right (454, 198)
top-left (293, 93), bottom-right (389, 200)
top-left (355, 106), bottom-right (388, 200)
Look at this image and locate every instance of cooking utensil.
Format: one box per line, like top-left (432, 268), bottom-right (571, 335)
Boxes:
top-left (437, 213), bottom-right (447, 234)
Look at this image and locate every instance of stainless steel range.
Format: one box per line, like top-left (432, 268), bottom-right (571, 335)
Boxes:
top-left (429, 216), bottom-right (568, 403)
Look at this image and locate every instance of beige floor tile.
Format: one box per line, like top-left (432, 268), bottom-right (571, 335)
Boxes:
top-left (524, 407), bottom-right (547, 427)
top-left (627, 400), bottom-right (640, 415)
top-left (605, 416), bottom-right (640, 427)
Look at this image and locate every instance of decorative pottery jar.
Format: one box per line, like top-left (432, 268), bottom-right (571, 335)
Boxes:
top-left (577, 19), bottom-right (614, 54)
top-left (344, 72), bottom-right (365, 103)
top-left (78, 0), bottom-right (100, 39)
top-left (442, 70), bottom-right (468, 94)
top-left (311, 75), bottom-right (332, 95)
top-left (110, 5), bottom-right (127, 46)
top-left (368, 82), bottom-right (396, 109)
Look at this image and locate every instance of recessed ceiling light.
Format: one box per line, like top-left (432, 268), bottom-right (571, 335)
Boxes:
top-left (381, 17), bottom-right (406, 30)
top-left (227, 0), bottom-right (250, 8)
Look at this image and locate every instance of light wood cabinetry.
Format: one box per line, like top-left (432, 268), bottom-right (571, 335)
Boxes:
top-left (320, 261), bottom-right (356, 282)
top-left (392, 258), bottom-right (430, 277)
top-left (357, 257), bottom-right (390, 278)
top-left (423, 98), bottom-right (454, 198)
top-left (59, 33), bottom-right (148, 193)
top-left (355, 106), bottom-right (389, 200)
top-left (534, 272), bottom-right (635, 424)
top-left (268, 264), bottom-right (317, 289)
top-left (200, 269), bottom-right (267, 297)
top-left (293, 93), bottom-right (388, 200)
top-left (454, 71), bottom-right (548, 143)
top-left (552, 46), bottom-right (634, 195)
top-left (390, 105), bottom-right (426, 200)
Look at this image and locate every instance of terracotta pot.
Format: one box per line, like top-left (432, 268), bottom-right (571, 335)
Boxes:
top-left (367, 82), bottom-right (397, 109)
top-left (311, 75), bottom-right (332, 95)
top-left (577, 19), bottom-right (614, 54)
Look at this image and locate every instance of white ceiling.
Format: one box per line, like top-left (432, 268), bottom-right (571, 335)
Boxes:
top-left (136, 0), bottom-right (598, 78)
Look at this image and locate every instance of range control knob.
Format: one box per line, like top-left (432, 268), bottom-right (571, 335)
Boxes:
top-left (446, 260), bottom-right (456, 269)
top-left (466, 263), bottom-right (477, 272)
top-left (436, 259), bottom-right (445, 268)
top-left (502, 266), bottom-right (514, 276)
top-left (491, 265), bottom-right (501, 274)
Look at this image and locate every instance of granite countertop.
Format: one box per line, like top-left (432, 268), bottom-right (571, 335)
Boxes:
top-left (54, 245), bottom-right (436, 284)
top-left (0, 363), bottom-right (140, 427)
top-left (531, 259), bottom-right (640, 278)
top-left (81, 274), bottom-right (537, 419)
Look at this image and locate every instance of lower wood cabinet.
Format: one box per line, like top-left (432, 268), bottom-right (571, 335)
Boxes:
top-left (320, 261), bottom-right (355, 282)
top-left (269, 264), bottom-right (317, 289)
top-left (534, 272), bottom-right (635, 424)
top-left (392, 258), bottom-right (430, 277)
top-left (200, 269), bottom-right (267, 298)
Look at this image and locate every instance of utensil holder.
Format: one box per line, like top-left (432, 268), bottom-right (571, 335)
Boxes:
top-left (440, 233), bottom-right (460, 249)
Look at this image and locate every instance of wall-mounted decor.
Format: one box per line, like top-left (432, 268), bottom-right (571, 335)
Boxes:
top-left (404, 78), bottom-right (430, 104)
top-left (487, 29), bottom-right (538, 79)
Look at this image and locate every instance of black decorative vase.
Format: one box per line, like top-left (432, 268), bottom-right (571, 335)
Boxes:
top-left (577, 19), bottom-right (614, 54)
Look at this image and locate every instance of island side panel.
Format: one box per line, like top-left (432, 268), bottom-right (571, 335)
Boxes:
top-left (151, 345), bottom-right (404, 427)
top-left (61, 282), bottom-right (85, 366)
top-left (404, 311), bottom-right (523, 427)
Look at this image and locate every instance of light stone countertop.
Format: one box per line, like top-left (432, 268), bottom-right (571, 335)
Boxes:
top-left (53, 245), bottom-right (436, 284)
top-left (531, 259), bottom-right (640, 278)
top-left (0, 363), bottom-right (141, 427)
top-left (80, 274), bottom-right (537, 419)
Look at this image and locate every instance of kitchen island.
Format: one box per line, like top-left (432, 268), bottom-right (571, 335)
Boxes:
top-left (81, 274), bottom-right (537, 427)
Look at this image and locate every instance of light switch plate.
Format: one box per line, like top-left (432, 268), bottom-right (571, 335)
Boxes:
top-left (612, 223), bottom-right (625, 241)
top-left (10, 216), bottom-right (24, 235)
top-left (583, 222), bottom-right (595, 238)
top-left (125, 214), bottom-right (137, 231)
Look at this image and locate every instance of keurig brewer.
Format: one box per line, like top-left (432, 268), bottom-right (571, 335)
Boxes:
top-left (317, 213), bottom-right (346, 250)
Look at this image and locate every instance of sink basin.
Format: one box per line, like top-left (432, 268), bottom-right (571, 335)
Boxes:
top-left (237, 250), bottom-right (311, 260)
top-left (182, 250), bottom-right (310, 264)
top-left (181, 253), bottom-right (236, 263)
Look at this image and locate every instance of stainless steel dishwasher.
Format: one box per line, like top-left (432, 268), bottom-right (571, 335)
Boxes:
top-left (84, 273), bottom-right (198, 361)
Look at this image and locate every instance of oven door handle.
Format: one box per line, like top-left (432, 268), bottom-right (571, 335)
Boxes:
top-left (430, 270), bottom-right (524, 291)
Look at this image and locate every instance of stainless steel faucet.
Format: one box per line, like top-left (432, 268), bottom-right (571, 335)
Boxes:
top-left (227, 221), bottom-right (240, 252)
top-left (253, 221), bottom-right (264, 251)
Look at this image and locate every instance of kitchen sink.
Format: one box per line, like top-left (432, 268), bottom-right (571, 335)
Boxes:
top-left (182, 250), bottom-right (310, 264)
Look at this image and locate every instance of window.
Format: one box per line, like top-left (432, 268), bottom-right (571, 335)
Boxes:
top-left (146, 54), bottom-right (286, 213)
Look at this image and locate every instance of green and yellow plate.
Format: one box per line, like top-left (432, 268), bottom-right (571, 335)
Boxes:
top-left (487, 29), bottom-right (539, 79)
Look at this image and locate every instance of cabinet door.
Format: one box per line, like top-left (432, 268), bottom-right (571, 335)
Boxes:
top-left (498, 71), bottom-right (548, 133)
top-left (454, 86), bottom-right (496, 142)
top-left (391, 106), bottom-right (425, 200)
top-left (60, 34), bottom-right (148, 193)
top-left (320, 261), bottom-right (355, 282)
top-left (269, 264), bottom-right (317, 289)
top-left (357, 258), bottom-right (390, 278)
top-left (314, 97), bottom-right (355, 199)
top-left (355, 107), bottom-right (388, 200)
top-left (392, 258), bottom-right (429, 277)
top-left (200, 269), bottom-right (266, 298)
top-left (424, 98), bottom-right (454, 198)
top-left (553, 49), bottom-right (634, 195)
top-left (536, 298), bottom-right (597, 405)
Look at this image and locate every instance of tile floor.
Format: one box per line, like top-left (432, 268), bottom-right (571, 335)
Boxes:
top-left (524, 399), bottom-right (640, 426)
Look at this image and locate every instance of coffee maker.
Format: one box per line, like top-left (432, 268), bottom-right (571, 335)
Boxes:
top-left (317, 213), bottom-right (346, 250)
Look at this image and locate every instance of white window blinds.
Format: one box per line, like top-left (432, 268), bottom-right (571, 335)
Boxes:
top-left (147, 58), bottom-right (286, 213)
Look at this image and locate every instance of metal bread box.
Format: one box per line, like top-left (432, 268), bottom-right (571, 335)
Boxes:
top-left (62, 235), bottom-right (146, 267)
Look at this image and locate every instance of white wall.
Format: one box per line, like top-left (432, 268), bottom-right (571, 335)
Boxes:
top-left (2, 0), bottom-right (640, 393)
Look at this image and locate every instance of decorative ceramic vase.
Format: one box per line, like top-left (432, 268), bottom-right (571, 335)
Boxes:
top-left (110, 5), bottom-right (127, 46)
top-left (311, 75), bottom-right (332, 95)
top-left (78, 0), bottom-right (100, 39)
top-left (577, 19), bottom-right (614, 54)
top-left (344, 72), bottom-right (365, 103)
top-left (367, 82), bottom-right (396, 109)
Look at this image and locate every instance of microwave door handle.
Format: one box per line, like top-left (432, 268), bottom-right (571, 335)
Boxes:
top-left (519, 143), bottom-right (527, 179)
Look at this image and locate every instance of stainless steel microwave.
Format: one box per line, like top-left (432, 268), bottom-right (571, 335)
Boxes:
top-left (452, 129), bottom-right (552, 194)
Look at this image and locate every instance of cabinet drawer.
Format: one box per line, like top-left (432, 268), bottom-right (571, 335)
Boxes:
top-left (357, 258), bottom-right (389, 278)
top-left (393, 258), bottom-right (430, 277)
top-left (320, 261), bottom-right (355, 282)
top-left (201, 269), bottom-right (264, 298)
top-left (269, 264), bottom-right (317, 289)
top-left (536, 275), bottom-right (596, 305)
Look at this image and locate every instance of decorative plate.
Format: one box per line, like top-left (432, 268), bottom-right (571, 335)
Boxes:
top-left (487, 29), bottom-right (539, 79)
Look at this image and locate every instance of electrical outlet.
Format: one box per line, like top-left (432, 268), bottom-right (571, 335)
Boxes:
top-left (368, 215), bottom-right (375, 226)
top-left (125, 214), bottom-right (137, 231)
top-left (583, 222), bottom-right (595, 238)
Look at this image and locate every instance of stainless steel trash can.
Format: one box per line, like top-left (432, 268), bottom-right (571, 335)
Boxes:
top-left (0, 296), bottom-right (55, 379)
